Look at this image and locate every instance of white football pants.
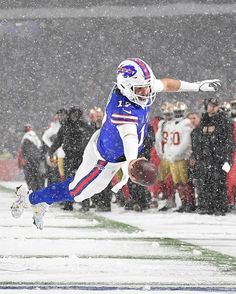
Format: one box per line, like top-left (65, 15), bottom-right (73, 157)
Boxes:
top-left (68, 130), bottom-right (125, 202)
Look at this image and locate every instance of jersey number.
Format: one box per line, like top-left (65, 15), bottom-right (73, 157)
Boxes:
top-left (118, 100), bottom-right (131, 108)
top-left (162, 131), bottom-right (180, 152)
top-left (172, 131), bottom-right (180, 145)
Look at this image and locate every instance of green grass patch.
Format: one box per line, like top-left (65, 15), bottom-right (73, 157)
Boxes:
top-left (156, 237), bottom-right (236, 272)
top-left (89, 214), bottom-right (236, 273)
top-left (94, 215), bottom-right (141, 233)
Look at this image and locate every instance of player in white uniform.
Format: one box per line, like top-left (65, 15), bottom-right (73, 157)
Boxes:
top-left (154, 103), bottom-right (175, 208)
top-left (11, 58), bottom-right (221, 229)
top-left (166, 102), bottom-right (195, 212)
top-left (155, 102), bottom-right (174, 158)
top-left (42, 109), bottom-right (67, 183)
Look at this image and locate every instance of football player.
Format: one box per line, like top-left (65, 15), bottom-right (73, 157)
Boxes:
top-left (42, 108), bottom-right (68, 184)
top-left (166, 102), bottom-right (195, 212)
top-left (154, 102), bottom-right (175, 209)
top-left (11, 58), bottom-right (221, 229)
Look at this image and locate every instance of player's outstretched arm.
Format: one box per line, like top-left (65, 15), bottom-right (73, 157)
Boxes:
top-left (154, 78), bottom-right (222, 93)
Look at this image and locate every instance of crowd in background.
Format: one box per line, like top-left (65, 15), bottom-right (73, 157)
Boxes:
top-left (18, 105), bottom-right (113, 212)
top-left (17, 96), bottom-right (236, 216)
top-left (150, 98), bottom-right (235, 216)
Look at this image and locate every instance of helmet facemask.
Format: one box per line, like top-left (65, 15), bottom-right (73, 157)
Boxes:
top-left (131, 84), bottom-right (156, 107)
top-left (174, 110), bottom-right (185, 118)
top-left (161, 102), bottom-right (174, 121)
top-left (173, 102), bottom-right (188, 118)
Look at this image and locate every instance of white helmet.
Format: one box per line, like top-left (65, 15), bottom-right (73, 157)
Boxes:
top-left (116, 58), bottom-right (156, 106)
top-left (220, 101), bottom-right (231, 113)
top-left (161, 102), bottom-right (174, 120)
top-left (173, 101), bottom-right (188, 118)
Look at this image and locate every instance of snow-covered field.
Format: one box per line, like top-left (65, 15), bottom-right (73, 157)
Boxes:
top-left (0, 181), bottom-right (236, 294)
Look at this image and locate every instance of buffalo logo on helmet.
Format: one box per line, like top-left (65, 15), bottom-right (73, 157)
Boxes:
top-left (117, 65), bottom-right (137, 78)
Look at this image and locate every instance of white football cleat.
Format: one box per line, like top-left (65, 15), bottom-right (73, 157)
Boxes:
top-left (32, 203), bottom-right (49, 230)
top-left (11, 185), bottom-right (29, 218)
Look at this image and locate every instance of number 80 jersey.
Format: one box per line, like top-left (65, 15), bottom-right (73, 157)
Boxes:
top-left (97, 87), bottom-right (150, 163)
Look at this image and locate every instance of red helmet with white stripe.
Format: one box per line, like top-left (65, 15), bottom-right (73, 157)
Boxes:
top-left (116, 58), bottom-right (156, 107)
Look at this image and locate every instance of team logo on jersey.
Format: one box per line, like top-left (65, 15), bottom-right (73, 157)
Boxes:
top-left (203, 126), bottom-right (215, 134)
top-left (117, 65), bottom-right (137, 78)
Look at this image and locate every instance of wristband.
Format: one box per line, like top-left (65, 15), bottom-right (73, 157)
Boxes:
top-left (178, 81), bottom-right (199, 92)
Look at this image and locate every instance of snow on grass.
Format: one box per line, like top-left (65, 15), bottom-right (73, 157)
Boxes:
top-left (0, 181), bottom-right (236, 292)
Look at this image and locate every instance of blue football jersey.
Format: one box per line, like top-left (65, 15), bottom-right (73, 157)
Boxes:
top-left (97, 87), bottom-right (150, 162)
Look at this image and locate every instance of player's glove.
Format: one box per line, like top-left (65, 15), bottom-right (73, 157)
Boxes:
top-left (197, 79), bottom-right (222, 92)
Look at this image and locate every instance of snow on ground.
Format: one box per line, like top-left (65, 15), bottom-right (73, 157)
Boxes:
top-left (0, 181), bottom-right (236, 294)
top-left (101, 209), bottom-right (236, 258)
top-left (1, 290), bottom-right (236, 294)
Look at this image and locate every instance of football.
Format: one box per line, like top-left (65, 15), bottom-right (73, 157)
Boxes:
top-left (130, 159), bottom-right (159, 186)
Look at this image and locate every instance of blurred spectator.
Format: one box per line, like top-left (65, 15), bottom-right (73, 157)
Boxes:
top-left (148, 116), bottom-right (162, 207)
top-left (42, 108), bottom-right (68, 185)
top-left (226, 99), bottom-right (236, 210)
top-left (88, 106), bottom-right (113, 212)
top-left (220, 101), bottom-right (231, 117)
top-left (88, 106), bottom-right (104, 132)
top-left (187, 112), bottom-right (201, 206)
top-left (167, 102), bottom-right (195, 212)
top-left (154, 103), bottom-right (175, 211)
top-left (193, 98), bottom-right (234, 215)
top-left (49, 106), bottom-right (93, 211)
top-left (17, 124), bottom-right (44, 191)
top-left (125, 123), bottom-right (154, 212)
